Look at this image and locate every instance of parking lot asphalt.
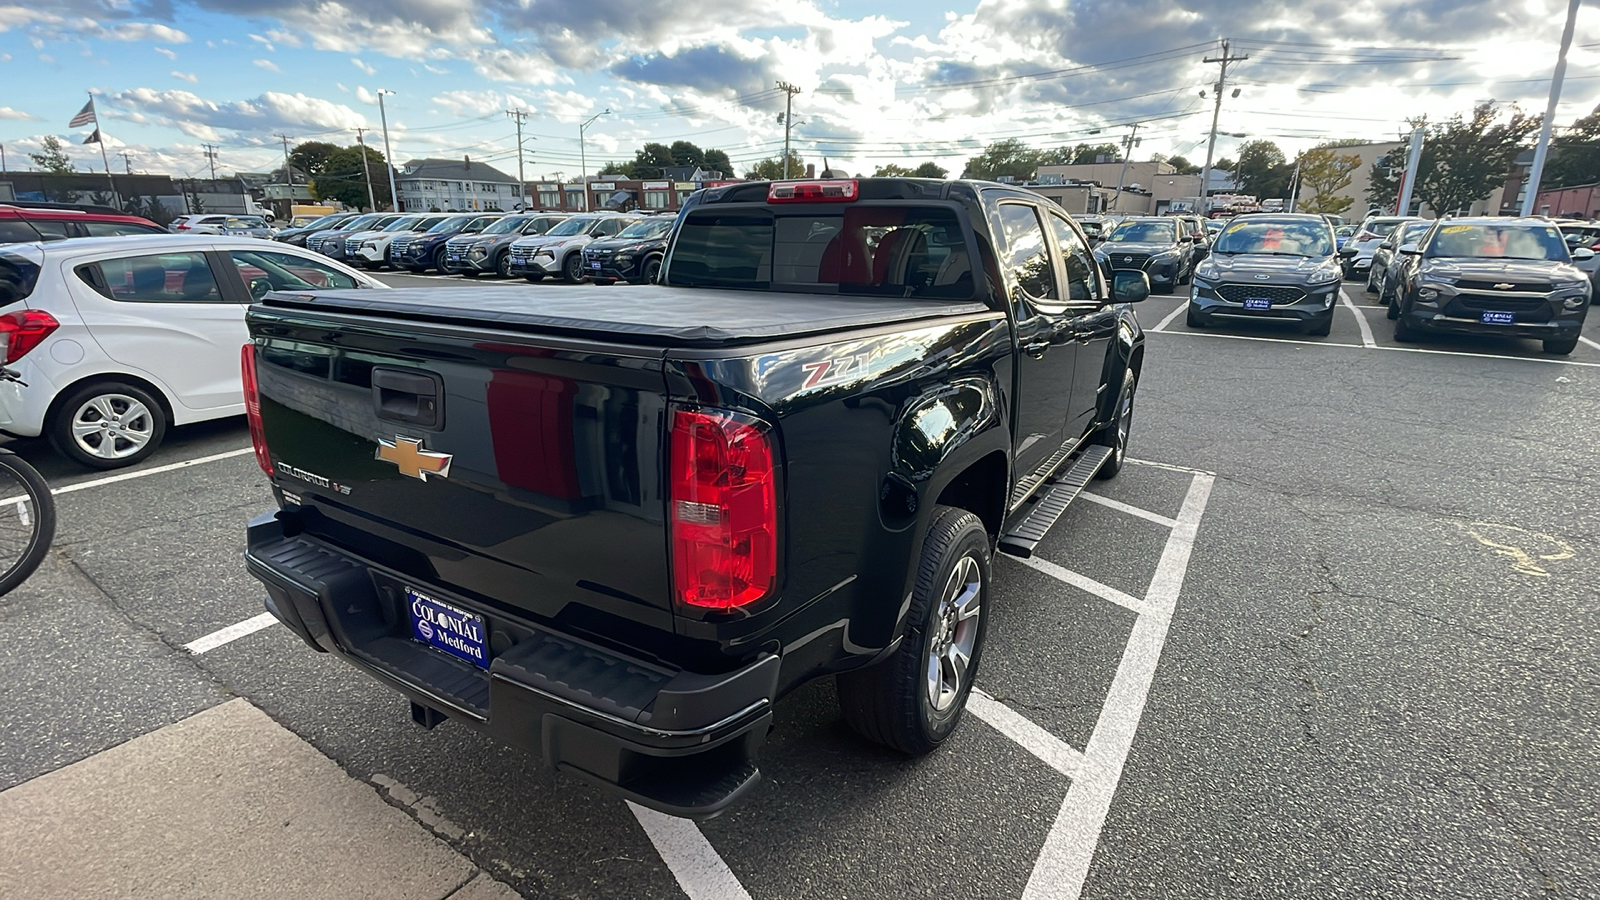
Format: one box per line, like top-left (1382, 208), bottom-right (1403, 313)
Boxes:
top-left (2, 276), bottom-right (1597, 899)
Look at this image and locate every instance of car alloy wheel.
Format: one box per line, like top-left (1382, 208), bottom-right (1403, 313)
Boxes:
top-left (926, 554), bottom-right (982, 713)
top-left (70, 393), bottom-right (155, 461)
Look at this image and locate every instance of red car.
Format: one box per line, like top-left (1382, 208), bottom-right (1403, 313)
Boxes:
top-left (0, 201), bottom-right (165, 244)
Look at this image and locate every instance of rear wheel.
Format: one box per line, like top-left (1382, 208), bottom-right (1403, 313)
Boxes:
top-left (49, 381), bottom-right (167, 470)
top-left (837, 505), bottom-right (989, 755)
top-left (1544, 337), bottom-right (1579, 355)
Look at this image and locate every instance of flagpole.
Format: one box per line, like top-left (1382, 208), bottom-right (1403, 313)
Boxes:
top-left (87, 95), bottom-right (120, 209)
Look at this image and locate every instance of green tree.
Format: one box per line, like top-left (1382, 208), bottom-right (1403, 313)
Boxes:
top-left (29, 135), bottom-right (76, 173)
top-left (746, 151), bottom-right (806, 180)
top-left (1234, 140), bottom-right (1294, 199)
top-left (873, 163), bottom-right (915, 177)
top-left (913, 161), bottom-right (948, 179)
top-left (1365, 150), bottom-right (1404, 214)
top-left (702, 149), bottom-right (734, 178)
top-left (289, 141), bottom-right (341, 178)
top-left (965, 138), bottom-right (1039, 181)
top-left (1409, 103), bottom-right (1541, 215)
top-left (311, 144), bottom-right (393, 210)
top-left (1166, 155), bottom-right (1201, 175)
top-left (597, 160), bottom-right (633, 177)
top-left (1546, 104), bottom-right (1600, 189)
top-left (1298, 146), bottom-right (1363, 214)
top-left (631, 142), bottom-right (677, 180)
top-left (669, 140), bottom-right (705, 169)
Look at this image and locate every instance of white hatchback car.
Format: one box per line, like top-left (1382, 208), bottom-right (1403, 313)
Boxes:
top-left (0, 235), bottom-right (385, 468)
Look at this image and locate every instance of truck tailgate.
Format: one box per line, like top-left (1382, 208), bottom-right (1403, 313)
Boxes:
top-left (248, 305), bottom-right (675, 634)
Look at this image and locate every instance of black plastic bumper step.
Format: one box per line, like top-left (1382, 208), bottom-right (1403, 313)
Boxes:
top-left (998, 445), bottom-right (1113, 558)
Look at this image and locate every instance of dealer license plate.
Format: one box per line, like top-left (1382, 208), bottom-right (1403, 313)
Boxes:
top-left (446, 252), bottom-right (461, 261)
top-left (406, 587), bottom-right (489, 669)
top-left (1481, 311), bottom-right (1516, 325)
top-left (1243, 298), bottom-right (1271, 310)
top-left (590, 261), bottom-right (602, 270)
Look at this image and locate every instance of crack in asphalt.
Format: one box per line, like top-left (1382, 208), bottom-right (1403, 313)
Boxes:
top-left (1437, 746), bottom-right (1562, 896)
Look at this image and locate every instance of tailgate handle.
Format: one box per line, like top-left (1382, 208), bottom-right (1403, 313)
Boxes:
top-left (371, 367), bottom-right (443, 429)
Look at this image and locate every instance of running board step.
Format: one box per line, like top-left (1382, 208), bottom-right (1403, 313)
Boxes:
top-left (997, 445), bottom-right (1113, 559)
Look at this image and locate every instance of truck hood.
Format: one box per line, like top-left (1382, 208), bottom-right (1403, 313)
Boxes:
top-left (1202, 254), bottom-right (1338, 282)
top-left (1098, 241), bottom-right (1179, 256)
top-left (1419, 257), bottom-right (1585, 283)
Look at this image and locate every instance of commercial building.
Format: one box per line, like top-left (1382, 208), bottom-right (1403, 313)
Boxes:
top-left (395, 158), bottom-right (521, 212)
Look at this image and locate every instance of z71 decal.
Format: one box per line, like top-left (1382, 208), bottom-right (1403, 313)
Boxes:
top-left (802, 354), bottom-right (871, 389)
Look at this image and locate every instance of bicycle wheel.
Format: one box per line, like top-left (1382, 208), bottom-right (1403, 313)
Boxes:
top-left (0, 450), bottom-right (56, 597)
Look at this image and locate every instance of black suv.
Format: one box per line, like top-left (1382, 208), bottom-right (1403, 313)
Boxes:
top-left (392, 213), bottom-right (501, 273)
top-left (1094, 217), bottom-right (1194, 293)
top-left (1186, 213), bottom-right (1342, 336)
top-left (582, 215), bottom-right (676, 284)
top-left (1389, 217), bottom-right (1592, 355)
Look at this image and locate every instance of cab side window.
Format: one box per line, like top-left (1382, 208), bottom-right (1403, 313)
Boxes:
top-left (1046, 214), bottom-right (1100, 302)
top-left (996, 204), bottom-right (1057, 301)
top-left (87, 252), bottom-right (224, 302)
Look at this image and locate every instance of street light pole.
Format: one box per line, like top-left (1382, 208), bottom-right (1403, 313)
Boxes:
top-left (1521, 0), bottom-right (1581, 216)
top-left (579, 109), bottom-right (610, 212)
top-left (355, 127), bottom-right (377, 212)
top-left (377, 89), bottom-right (399, 212)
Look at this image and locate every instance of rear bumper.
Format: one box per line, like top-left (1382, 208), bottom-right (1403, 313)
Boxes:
top-left (244, 509), bottom-right (775, 818)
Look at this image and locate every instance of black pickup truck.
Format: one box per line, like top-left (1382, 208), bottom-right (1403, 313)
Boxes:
top-left (242, 178), bottom-right (1150, 817)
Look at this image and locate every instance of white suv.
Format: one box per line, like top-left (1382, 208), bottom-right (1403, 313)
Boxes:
top-left (0, 235), bottom-right (384, 468)
top-left (505, 213), bottom-right (638, 282)
top-left (353, 213), bottom-right (450, 269)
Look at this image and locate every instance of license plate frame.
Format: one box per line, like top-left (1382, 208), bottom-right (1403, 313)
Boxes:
top-left (405, 587), bottom-right (489, 669)
top-left (1480, 310), bottom-right (1516, 325)
top-left (1243, 297), bottom-right (1272, 310)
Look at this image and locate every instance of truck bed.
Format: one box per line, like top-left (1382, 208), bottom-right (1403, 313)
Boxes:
top-left (261, 286), bottom-right (990, 348)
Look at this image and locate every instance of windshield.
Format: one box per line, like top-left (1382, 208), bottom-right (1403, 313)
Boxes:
top-left (306, 213), bottom-right (347, 229)
top-left (1394, 222), bottom-right (1431, 245)
top-left (547, 217), bottom-right (595, 236)
top-left (1108, 221), bottom-right (1175, 243)
top-left (339, 214), bottom-right (382, 231)
top-left (482, 215), bottom-right (531, 234)
top-left (1213, 220), bottom-right (1335, 257)
top-left (668, 205), bottom-right (973, 299)
top-left (427, 215), bottom-right (476, 233)
top-left (1364, 219), bottom-right (1408, 237)
top-left (383, 216), bottom-right (425, 232)
top-left (1335, 225), bottom-right (1356, 237)
top-left (616, 219), bottom-right (673, 239)
top-left (1425, 224), bottom-right (1569, 261)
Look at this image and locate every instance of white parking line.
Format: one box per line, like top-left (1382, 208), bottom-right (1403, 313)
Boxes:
top-left (1023, 472), bottom-right (1214, 900)
top-left (1149, 329), bottom-right (1363, 349)
top-left (183, 612), bottom-right (277, 655)
top-left (1078, 491), bottom-right (1178, 529)
top-left (1006, 554), bottom-right (1148, 617)
top-left (1126, 457), bottom-right (1216, 477)
top-left (1149, 303), bottom-right (1186, 333)
top-left (1580, 336), bottom-right (1600, 352)
top-left (1339, 293), bottom-right (1376, 348)
top-left (968, 690), bottom-right (1084, 778)
top-left (1153, 327), bottom-right (1600, 368)
top-left (0, 446), bottom-right (255, 507)
top-left (1374, 345), bottom-right (1600, 368)
top-left (628, 802), bottom-right (753, 900)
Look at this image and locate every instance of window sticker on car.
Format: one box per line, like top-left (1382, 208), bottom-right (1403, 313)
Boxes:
top-left (1440, 225), bottom-right (1473, 233)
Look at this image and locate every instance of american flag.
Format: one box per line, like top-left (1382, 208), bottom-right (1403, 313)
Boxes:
top-left (69, 98), bottom-right (97, 129)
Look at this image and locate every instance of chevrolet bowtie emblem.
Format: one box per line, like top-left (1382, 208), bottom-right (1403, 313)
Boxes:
top-left (1493, 283), bottom-right (1515, 290)
top-left (376, 436), bottom-right (452, 481)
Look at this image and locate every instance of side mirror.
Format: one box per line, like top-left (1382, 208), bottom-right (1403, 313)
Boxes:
top-left (1398, 243), bottom-right (1421, 256)
top-left (1338, 247), bottom-right (1357, 257)
top-left (1179, 236), bottom-right (1193, 243)
top-left (1573, 247), bottom-right (1596, 261)
top-left (1110, 270), bottom-right (1150, 304)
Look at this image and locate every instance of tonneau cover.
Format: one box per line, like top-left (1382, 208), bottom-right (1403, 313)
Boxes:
top-left (260, 286), bottom-right (991, 348)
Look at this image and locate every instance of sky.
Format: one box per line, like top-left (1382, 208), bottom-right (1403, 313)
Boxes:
top-left (1, 0), bottom-right (1597, 183)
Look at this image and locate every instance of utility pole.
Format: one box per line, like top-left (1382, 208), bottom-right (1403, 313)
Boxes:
top-left (1200, 39), bottom-right (1249, 213)
top-left (507, 108), bottom-right (530, 210)
top-left (1521, 0), bottom-right (1581, 216)
top-left (776, 81), bottom-right (802, 179)
top-left (354, 127), bottom-right (377, 212)
top-left (120, 151), bottom-right (134, 175)
top-left (1111, 123), bottom-right (1142, 211)
top-left (1286, 155), bottom-right (1303, 213)
top-left (1395, 127), bottom-right (1425, 217)
top-left (0, 143), bottom-right (5, 173)
top-left (202, 143), bottom-right (219, 181)
top-left (579, 108), bottom-right (610, 212)
top-left (377, 90), bottom-right (399, 212)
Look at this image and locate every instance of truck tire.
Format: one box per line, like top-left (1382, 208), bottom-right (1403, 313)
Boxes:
top-left (1090, 367), bottom-right (1135, 479)
top-left (837, 505), bottom-right (990, 756)
top-left (49, 381), bottom-right (168, 470)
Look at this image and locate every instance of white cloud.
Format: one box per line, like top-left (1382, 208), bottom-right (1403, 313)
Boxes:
top-left (253, 58), bottom-right (281, 72)
top-left (171, 70), bottom-right (197, 83)
top-left (249, 34), bottom-right (275, 52)
top-left (537, 89), bottom-right (595, 121)
top-left (0, 106), bottom-right (38, 120)
top-left (430, 90), bottom-right (533, 116)
top-left (108, 87), bottom-right (369, 143)
top-left (154, 46), bottom-right (176, 60)
top-left (355, 86), bottom-right (378, 105)
top-left (105, 22), bottom-right (189, 43)
top-left (351, 57), bottom-right (376, 75)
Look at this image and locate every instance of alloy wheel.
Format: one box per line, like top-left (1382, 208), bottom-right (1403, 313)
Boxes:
top-left (926, 555), bottom-right (982, 713)
top-left (70, 394), bottom-right (155, 461)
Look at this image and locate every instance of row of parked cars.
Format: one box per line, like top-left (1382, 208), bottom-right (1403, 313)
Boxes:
top-left (278, 209), bottom-right (677, 285)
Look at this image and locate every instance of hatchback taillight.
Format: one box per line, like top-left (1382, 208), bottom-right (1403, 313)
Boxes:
top-left (669, 408), bottom-right (778, 610)
top-left (240, 343), bottom-right (272, 476)
top-left (0, 309), bottom-right (59, 365)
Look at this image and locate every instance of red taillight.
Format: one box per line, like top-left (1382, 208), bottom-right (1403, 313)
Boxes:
top-left (240, 343), bottom-right (272, 476)
top-left (175, 223), bottom-right (190, 230)
top-left (669, 408), bottom-right (777, 610)
top-left (0, 310), bottom-right (59, 365)
top-left (767, 180), bottom-right (858, 203)
top-left (1356, 231), bottom-right (1376, 242)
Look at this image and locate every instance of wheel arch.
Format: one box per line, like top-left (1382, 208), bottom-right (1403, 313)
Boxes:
top-left (45, 371), bottom-right (179, 433)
